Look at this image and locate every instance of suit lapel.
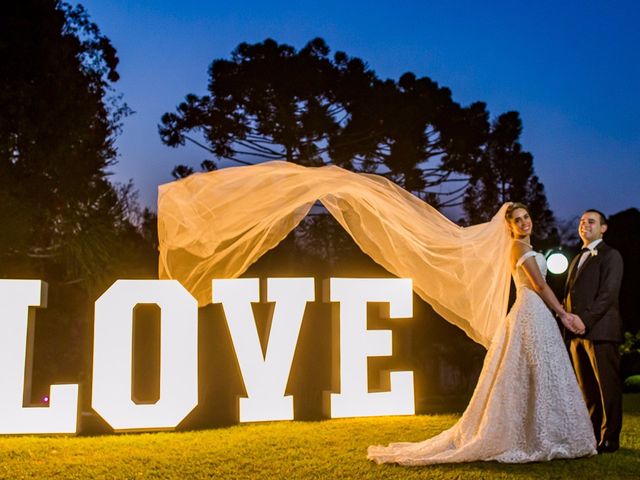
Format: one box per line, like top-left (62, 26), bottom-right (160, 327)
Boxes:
top-left (572, 242), bottom-right (605, 286)
top-left (565, 253), bottom-right (582, 293)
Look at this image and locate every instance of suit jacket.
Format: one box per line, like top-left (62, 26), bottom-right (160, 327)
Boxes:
top-left (563, 241), bottom-right (624, 342)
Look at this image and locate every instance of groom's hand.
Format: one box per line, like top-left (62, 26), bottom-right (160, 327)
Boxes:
top-left (560, 312), bottom-right (585, 335)
top-left (571, 314), bottom-right (586, 335)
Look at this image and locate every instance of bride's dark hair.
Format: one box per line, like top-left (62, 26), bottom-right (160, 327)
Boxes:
top-left (505, 202), bottom-right (529, 223)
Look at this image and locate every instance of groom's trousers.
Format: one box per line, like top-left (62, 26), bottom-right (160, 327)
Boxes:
top-left (569, 338), bottom-right (622, 447)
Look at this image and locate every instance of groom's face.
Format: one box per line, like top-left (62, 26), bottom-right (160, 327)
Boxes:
top-left (579, 212), bottom-right (607, 245)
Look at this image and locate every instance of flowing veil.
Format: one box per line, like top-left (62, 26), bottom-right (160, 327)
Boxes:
top-left (157, 161), bottom-right (512, 348)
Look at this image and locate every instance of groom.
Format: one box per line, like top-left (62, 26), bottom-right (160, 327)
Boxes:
top-left (563, 209), bottom-right (624, 453)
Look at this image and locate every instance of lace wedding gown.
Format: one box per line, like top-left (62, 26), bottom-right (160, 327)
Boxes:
top-left (368, 250), bottom-right (597, 465)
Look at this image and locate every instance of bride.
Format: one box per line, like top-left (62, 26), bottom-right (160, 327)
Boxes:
top-left (367, 202), bottom-right (597, 465)
top-left (156, 162), bottom-right (596, 463)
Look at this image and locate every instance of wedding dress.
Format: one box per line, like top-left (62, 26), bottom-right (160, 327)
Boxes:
top-left (367, 249), bottom-right (597, 465)
top-left (156, 162), bottom-right (596, 464)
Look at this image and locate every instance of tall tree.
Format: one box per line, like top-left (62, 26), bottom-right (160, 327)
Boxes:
top-left (462, 111), bottom-right (557, 240)
top-left (160, 38), bottom-right (342, 170)
top-left (160, 38), bottom-right (555, 242)
top-left (0, 0), bottom-right (138, 286)
top-left (0, 1), bottom-right (155, 402)
top-left (159, 38), bottom-right (489, 206)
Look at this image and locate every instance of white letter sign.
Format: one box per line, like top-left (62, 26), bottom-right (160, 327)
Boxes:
top-left (0, 275), bottom-right (419, 434)
top-left (92, 280), bottom-right (198, 431)
top-left (213, 278), bottom-right (314, 422)
top-left (0, 280), bottom-right (78, 434)
top-left (328, 278), bottom-right (414, 418)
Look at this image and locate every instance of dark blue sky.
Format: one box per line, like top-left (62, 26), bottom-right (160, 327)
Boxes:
top-left (78, 0), bottom-right (639, 220)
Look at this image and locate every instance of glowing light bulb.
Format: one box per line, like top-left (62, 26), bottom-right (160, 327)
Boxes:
top-left (547, 252), bottom-right (569, 274)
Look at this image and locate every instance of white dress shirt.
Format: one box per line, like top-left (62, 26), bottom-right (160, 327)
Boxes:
top-left (577, 238), bottom-right (603, 270)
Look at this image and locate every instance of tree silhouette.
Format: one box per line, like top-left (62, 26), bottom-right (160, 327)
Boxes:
top-left (160, 36), bottom-right (557, 260)
top-left (0, 0), bottom-right (142, 286)
top-left (605, 208), bottom-right (640, 334)
top-left (160, 38), bottom-right (490, 206)
top-left (0, 1), bottom-right (156, 403)
top-left (462, 111), bottom-right (556, 240)
top-left (161, 39), bottom-right (342, 167)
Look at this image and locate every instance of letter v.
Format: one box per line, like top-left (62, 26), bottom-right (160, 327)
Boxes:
top-left (212, 278), bottom-right (314, 422)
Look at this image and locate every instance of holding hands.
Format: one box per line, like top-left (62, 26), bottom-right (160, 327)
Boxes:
top-left (560, 312), bottom-right (586, 335)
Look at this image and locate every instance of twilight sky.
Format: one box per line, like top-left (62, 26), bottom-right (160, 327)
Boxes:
top-left (76, 0), bottom-right (639, 221)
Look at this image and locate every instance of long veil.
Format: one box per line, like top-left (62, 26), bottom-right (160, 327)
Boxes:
top-left (157, 161), bottom-right (512, 348)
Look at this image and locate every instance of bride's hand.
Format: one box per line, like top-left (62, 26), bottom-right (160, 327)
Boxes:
top-left (560, 312), bottom-right (583, 335)
top-left (571, 314), bottom-right (586, 335)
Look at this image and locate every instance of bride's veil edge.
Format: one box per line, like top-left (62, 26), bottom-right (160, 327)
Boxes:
top-left (157, 161), bottom-right (512, 349)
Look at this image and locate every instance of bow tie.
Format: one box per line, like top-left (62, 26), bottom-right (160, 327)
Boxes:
top-left (580, 247), bottom-right (590, 254)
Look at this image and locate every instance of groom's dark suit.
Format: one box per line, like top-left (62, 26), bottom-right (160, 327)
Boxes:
top-left (563, 241), bottom-right (624, 450)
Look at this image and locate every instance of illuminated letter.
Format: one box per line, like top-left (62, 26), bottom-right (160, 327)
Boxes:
top-left (92, 280), bottom-right (198, 431)
top-left (213, 278), bottom-right (314, 422)
top-left (328, 278), bottom-right (414, 418)
top-left (0, 280), bottom-right (78, 434)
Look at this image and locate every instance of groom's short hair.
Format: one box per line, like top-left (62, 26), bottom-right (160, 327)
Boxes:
top-left (584, 209), bottom-right (607, 226)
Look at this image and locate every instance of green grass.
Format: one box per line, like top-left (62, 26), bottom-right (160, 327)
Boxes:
top-left (2, 395), bottom-right (640, 479)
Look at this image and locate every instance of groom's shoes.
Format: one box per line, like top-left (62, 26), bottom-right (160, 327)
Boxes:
top-left (597, 440), bottom-right (619, 453)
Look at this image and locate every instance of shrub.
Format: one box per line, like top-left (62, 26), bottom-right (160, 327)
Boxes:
top-left (624, 375), bottom-right (640, 393)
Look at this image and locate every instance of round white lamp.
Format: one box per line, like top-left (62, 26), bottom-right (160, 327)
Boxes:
top-left (546, 251), bottom-right (569, 275)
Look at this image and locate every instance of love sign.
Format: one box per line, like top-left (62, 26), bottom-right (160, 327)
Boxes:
top-left (0, 278), bottom-right (414, 434)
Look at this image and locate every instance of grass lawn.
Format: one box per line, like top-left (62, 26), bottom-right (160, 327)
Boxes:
top-left (1, 395), bottom-right (639, 479)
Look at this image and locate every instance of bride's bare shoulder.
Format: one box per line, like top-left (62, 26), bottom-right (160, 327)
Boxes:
top-left (510, 239), bottom-right (531, 264)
